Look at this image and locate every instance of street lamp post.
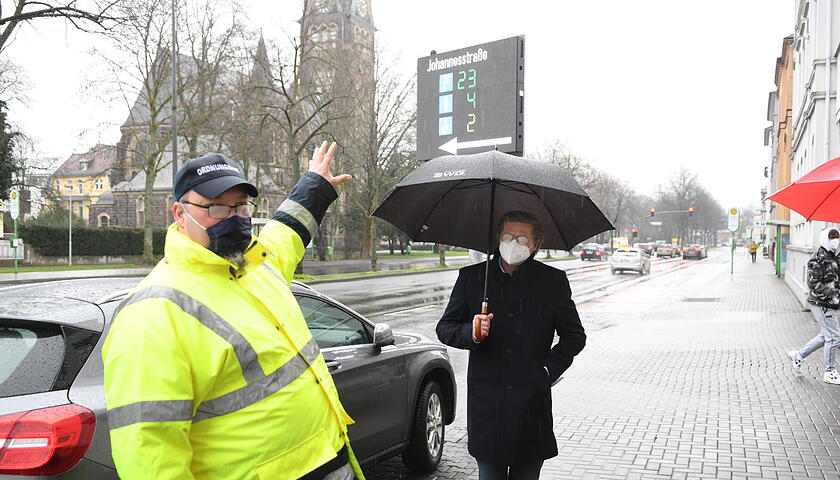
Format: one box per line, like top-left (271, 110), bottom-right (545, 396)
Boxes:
top-left (68, 194), bottom-right (73, 266)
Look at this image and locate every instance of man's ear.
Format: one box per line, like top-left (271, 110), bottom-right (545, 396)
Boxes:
top-left (173, 201), bottom-right (185, 225)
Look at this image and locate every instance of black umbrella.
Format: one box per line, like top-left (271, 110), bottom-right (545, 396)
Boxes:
top-left (372, 150), bottom-right (614, 338)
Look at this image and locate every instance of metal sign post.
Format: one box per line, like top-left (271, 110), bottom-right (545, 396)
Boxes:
top-left (9, 189), bottom-right (19, 274)
top-left (728, 208), bottom-right (739, 276)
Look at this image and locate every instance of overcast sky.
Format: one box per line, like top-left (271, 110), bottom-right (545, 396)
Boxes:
top-left (5, 0), bottom-right (793, 209)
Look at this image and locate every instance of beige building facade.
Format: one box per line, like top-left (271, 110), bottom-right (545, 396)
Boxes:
top-left (765, 36), bottom-right (794, 271)
top-left (50, 144), bottom-right (117, 226)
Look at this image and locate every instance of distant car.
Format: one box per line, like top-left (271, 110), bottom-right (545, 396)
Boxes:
top-left (0, 279), bottom-right (456, 478)
top-left (638, 243), bottom-right (655, 256)
top-left (655, 245), bottom-right (676, 258)
top-left (611, 247), bottom-right (651, 275)
top-left (682, 244), bottom-right (707, 259)
top-left (580, 244), bottom-right (608, 261)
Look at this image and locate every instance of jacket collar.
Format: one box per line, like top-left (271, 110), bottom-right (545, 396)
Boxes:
top-left (164, 223), bottom-right (267, 276)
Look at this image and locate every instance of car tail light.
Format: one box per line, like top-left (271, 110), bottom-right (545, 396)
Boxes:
top-left (0, 404), bottom-right (95, 476)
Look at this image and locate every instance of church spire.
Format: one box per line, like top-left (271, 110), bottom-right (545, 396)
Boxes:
top-left (248, 32), bottom-right (271, 88)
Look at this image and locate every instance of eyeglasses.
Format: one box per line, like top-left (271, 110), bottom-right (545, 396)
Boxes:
top-left (182, 200), bottom-right (256, 219)
top-left (501, 233), bottom-right (532, 246)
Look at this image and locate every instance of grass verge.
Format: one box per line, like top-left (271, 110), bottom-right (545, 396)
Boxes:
top-left (0, 264), bottom-right (139, 274)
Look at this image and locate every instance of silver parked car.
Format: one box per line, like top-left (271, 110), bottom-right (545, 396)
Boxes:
top-left (611, 247), bottom-right (651, 275)
top-left (0, 278), bottom-right (455, 478)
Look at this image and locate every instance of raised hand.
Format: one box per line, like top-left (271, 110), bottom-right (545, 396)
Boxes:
top-left (309, 141), bottom-right (353, 187)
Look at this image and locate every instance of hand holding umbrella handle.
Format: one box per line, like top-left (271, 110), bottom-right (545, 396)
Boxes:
top-left (473, 310), bottom-right (493, 342)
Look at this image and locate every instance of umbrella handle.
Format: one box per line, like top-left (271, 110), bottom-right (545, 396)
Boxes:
top-left (474, 301), bottom-right (488, 342)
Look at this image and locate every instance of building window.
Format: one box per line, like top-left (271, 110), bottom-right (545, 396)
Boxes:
top-left (309, 22), bottom-right (338, 43)
top-left (133, 138), bottom-right (152, 166)
top-left (94, 178), bottom-right (103, 190)
top-left (136, 196), bottom-right (145, 227)
top-left (66, 181), bottom-right (73, 192)
top-left (79, 160), bottom-right (89, 170)
top-left (77, 181), bottom-right (83, 192)
top-left (98, 214), bottom-right (110, 227)
top-left (257, 197), bottom-right (270, 218)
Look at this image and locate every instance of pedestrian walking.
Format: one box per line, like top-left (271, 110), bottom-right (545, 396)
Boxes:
top-left (788, 227), bottom-right (840, 385)
top-left (103, 142), bottom-right (365, 479)
top-left (436, 210), bottom-right (587, 479)
top-left (749, 241), bottom-right (759, 263)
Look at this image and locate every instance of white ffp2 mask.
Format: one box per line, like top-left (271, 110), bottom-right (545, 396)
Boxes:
top-left (499, 240), bottom-right (531, 266)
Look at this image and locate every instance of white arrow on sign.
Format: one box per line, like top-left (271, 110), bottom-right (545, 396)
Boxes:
top-left (439, 136), bottom-right (513, 155)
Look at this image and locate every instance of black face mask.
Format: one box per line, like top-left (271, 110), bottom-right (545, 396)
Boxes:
top-left (204, 215), bottom-right (252, 257)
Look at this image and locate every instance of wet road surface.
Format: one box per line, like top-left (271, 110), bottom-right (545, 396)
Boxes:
top-left (358, 249), bottom-right (840, 479)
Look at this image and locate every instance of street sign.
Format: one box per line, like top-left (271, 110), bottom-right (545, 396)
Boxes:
top-left (9, 190), bottom-right (19, 220)
top-left (416, 36), bottom-right (525, 161)
top-left (727, 207), bottom-right (739, 232)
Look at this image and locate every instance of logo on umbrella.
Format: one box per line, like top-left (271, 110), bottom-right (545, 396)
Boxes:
top-left (433, 170), bottom-right (466, 178)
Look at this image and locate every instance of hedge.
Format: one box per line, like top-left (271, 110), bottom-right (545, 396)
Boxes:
top-left (20, 225), bottom-right (167, 256)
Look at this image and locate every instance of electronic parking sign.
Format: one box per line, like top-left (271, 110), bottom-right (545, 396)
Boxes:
top-left (417, 36), bottom-right (525, 161)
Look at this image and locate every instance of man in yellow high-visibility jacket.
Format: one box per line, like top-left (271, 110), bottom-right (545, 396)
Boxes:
top-left (103, 142), bottom-right (364, 480)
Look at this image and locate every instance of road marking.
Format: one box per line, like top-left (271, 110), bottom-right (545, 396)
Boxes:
top-left (383, 304), bottom-right (440, 316)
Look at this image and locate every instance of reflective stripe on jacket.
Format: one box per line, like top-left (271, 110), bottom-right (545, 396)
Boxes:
top-left (103, 172), bottom-right (364, 480)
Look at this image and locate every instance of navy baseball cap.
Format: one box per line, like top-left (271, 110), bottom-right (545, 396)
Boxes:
top-left (174, 153), bottom-right (258, 200)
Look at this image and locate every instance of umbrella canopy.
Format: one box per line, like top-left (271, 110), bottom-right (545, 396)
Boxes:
top-left (372, 150), bottom-right (614, 252)
top-left (768, 156), bottom-right (840, 222)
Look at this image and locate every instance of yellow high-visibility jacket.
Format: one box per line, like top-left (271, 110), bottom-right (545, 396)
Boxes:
top-left (103, 173), bottom-right (364, 480)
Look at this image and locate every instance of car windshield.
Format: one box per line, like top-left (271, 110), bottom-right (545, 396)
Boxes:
top-left (616, 250), bottom-right (639, 256)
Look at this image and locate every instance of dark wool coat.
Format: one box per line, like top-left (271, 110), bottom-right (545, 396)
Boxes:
top-left (436, 253), bottom-right (586, 465)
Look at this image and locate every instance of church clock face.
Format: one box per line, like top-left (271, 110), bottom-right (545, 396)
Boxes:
top-left (315, 0), bottom-right (331, 13)
top-left (356, 0), bottom-right (368, 17)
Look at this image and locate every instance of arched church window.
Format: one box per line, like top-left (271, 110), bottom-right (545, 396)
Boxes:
top-left (136, 196), bottom-right (145, 227)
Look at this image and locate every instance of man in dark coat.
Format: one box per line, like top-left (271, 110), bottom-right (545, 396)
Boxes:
top-left (436, 210), bottom-right (586, 479)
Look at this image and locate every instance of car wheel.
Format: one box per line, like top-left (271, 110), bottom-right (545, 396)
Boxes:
top-left (402, 380), bottom-right (445, 472)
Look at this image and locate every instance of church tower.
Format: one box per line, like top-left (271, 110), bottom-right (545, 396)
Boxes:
top-left (299, 0), bottom-right (376, 259)
top-left (299, 0), bottom-right (375, 108)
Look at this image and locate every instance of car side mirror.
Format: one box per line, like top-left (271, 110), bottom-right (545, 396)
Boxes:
top-left (373, 323), bottom-right (395, 348)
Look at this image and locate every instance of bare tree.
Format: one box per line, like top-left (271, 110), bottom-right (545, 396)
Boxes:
top-left (0, 0), bottom-right (118, 54)
top-left (100, 0), bottom-right (180, 263)
top-left (536, 140), bottom-right (600, 191)
top-left (343, 51), bottom-right (416, 270)
top-left (0, 56), bottom-right (28, 103)
top-left (256, 37), bottom-right (352, 190)
top-left (177, 0), bottom-right (244, 158)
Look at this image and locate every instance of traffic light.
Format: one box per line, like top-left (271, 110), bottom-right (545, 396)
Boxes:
top-left (688, 207), bottom-right (695, 216)
top-left (649, 208), bottom-right (656, 217)
top-left (632, 228), bottom-right (639, 238)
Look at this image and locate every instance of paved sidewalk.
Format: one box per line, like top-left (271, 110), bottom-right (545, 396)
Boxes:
top-left (364, 254), bottom-right (840, 479)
